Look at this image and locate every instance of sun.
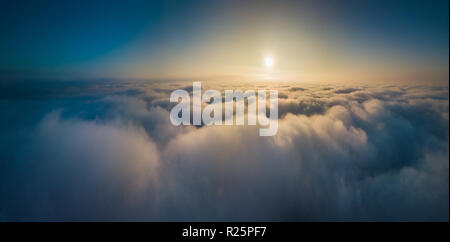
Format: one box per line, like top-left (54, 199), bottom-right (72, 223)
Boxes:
top-left (264, 56), bottom-right (274, 68)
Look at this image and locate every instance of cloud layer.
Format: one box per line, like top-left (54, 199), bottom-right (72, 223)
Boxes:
top-left (0, 80), bottom-right (448, 221)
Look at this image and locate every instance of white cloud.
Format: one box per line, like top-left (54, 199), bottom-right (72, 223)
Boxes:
top-left (0, 80), bottom-right (447, 221)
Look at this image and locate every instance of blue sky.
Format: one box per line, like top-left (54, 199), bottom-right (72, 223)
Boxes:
top-left (0, 0), bottom-right (448, 81)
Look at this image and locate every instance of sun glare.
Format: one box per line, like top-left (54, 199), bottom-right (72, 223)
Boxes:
top-left (264, 57), bottom-right (274, 68)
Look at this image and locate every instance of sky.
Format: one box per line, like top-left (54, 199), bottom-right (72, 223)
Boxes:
top-left (0, 0), bottom-right (448, 82)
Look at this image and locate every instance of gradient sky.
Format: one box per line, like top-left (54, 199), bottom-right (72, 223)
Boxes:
top-left (0, 0), bottom-right (448, 82)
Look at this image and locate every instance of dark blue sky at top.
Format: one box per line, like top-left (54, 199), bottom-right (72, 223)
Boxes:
top-left (0, 0), bottom-right (448, 80)
top-left (0, 1), bottom-right (179, 72)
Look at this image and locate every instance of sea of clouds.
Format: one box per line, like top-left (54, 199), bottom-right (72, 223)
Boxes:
top-left (0, 79), bottom-right (448, 221)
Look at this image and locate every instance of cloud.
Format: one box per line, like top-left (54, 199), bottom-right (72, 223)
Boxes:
top-left (334, 88), bottom-right (360, 94)
top-left (0, 80), bottom-right (448, 221)
top-left (289, 87), bottom-right (307, 92)
top-left (0, 110), bottom-right (161, 220)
